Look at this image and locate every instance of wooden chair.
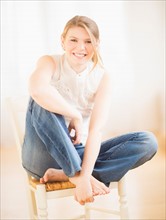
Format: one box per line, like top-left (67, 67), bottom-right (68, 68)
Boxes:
top-left (7, 96), bottom-right (129, 220)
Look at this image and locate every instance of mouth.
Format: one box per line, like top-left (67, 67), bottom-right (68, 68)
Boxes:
top-left (73, 52), bottom-right (87, 58)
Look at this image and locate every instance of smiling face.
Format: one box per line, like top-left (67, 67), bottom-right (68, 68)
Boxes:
top-left (61, 26), bottom-right (95, 73)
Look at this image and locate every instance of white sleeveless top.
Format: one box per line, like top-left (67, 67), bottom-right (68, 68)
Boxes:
top-left (51, 54), bottom-right (105, 145)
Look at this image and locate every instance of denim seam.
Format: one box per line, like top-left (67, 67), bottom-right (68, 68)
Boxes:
top-left (107, 133), bottom-right (139, 160)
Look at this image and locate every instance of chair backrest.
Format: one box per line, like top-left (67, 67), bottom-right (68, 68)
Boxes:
top-left (6, 96), bottom-right (29, 159)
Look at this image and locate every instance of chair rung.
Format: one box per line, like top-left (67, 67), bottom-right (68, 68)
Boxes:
top-left (86, 206), bottom-right (120, 216)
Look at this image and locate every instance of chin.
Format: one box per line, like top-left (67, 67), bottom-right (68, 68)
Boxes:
top-left (74, 56), bottom-right (91, 63)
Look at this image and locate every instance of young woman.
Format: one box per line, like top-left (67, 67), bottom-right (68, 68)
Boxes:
top-left (22, 15), bottom-right (158, 205)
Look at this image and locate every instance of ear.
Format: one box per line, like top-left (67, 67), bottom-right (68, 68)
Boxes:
top-left (96, 39), bottom-right (100, 48)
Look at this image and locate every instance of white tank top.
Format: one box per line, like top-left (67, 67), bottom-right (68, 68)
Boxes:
top-left (51, 54), bottom-right (105, 145)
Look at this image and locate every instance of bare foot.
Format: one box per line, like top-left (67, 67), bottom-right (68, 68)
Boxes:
top-left (40, 169), bottom-right (110, 197)
top-left (40, 168), bottom-right (69, 183)
top-left (90, 176), bottom-right (110, 196)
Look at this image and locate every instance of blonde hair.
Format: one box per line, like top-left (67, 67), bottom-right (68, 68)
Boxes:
top-left (61, 15), bottom-right (103, 71)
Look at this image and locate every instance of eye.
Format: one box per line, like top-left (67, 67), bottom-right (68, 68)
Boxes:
top-left (85, 40), bottom-right (92, 44)
top-left (70, 39), bottom-right (77, 42)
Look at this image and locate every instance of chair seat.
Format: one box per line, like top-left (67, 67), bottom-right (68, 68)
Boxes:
top-left (29, 178), bottom-right (75, 192)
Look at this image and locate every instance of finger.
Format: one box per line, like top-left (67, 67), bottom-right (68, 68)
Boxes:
top-left (74, 126), bottom-right (82, 143)
top-left (73, 133), bottom-right (81, 145)
top-left (79, 200), bottom-right (85, 205)
top-left (68, 124), bottom-right (72, 133)
top-left (86, 196), bottom-right (94, 203)
top-left (73, 137), bottom-right (80, 145)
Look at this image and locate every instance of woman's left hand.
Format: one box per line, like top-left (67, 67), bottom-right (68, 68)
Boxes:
top-left (69, 174), bottom-right (94, 205)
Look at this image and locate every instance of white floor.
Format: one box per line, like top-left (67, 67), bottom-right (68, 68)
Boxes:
top-left (1, 134), bottom-right (165, 219)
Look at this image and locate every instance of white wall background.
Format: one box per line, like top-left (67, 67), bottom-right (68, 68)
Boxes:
top-left (1, 1), bottom-right (165, 147)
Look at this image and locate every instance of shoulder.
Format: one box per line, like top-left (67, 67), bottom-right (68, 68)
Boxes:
top-left (100, 71), bottom-right (111, 86)
top-left (93, 63), bottom-right (111, 82)
top-left (90, 64), bottom-right (106, 85)
top-left (36, 55), bottom-right (57, 71)
top-left (102, 71), bottom-right (111, 82)
top-left (89, 64), bottom-right (110, 90)
top-left (95, 71), bottom-right (111, 95)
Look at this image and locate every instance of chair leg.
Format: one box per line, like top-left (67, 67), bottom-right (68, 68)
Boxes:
top-left (35, 184), bottom-right (48, 219)
top-left (118, 177), bottom-right (129, 219)
top-left (27, 187), bottom-right (38, 219)
top-left (84, 203), bottom-right (91, 219)
top-left (24, 174), bottom-right (38, 219)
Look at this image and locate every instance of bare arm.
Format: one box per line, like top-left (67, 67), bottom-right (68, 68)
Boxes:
top-left (81, 72), bottom-right (112, 177)
top-left (69, 72), bottom-right (112, 204)
top-left (29, 55), bottom-right (81, 120)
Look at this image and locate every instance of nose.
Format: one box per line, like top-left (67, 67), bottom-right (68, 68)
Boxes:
top-left (77, 41), bottom-right (85, 50)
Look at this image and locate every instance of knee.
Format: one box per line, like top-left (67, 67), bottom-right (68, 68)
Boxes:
top-left (139, 131), bottom-right (158, 157)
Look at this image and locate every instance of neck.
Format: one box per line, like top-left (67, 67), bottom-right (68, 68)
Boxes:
top-left (70, 64), bottom-right (87, 74)
top-left (65, 56), bottom-right (88, 74)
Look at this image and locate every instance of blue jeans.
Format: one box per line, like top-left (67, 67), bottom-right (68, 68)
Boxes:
top-left (22, 98), bottom-right (158, 186)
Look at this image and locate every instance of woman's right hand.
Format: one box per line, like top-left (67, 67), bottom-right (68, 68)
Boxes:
top-left (68, 115), bottom-right (83, 145)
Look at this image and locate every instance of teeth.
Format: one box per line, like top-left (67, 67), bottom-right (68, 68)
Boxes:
top-left (74, 53), bottom-right (85, 57)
